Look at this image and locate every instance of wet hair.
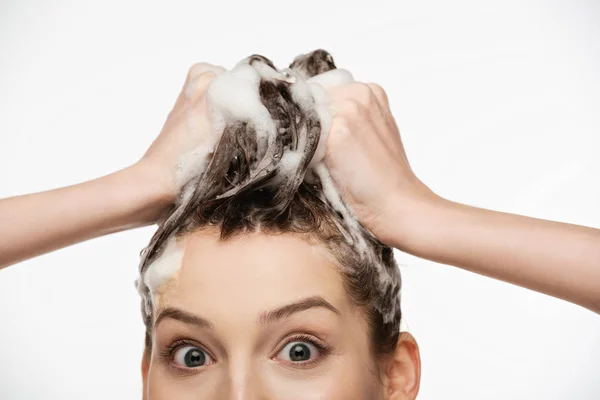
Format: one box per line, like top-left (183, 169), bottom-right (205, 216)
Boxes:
top-left (137, 49), bottom-right (402, 359)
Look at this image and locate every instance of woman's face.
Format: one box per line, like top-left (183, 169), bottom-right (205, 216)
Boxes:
top-left (143, 229), bottom-right (414, 399)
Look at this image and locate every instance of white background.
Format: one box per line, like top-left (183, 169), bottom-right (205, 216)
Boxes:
top-left (1, 0), bottom-right (599, 398)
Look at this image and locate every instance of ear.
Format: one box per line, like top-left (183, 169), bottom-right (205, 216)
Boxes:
top-left (383, 332), bottom-right (421, 400)
top-left (141, 348), bottom-right (151, 400)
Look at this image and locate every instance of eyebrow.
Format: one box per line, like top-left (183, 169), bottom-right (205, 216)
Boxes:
top-left (154, 296), bottom-right (340, 330)
top-left (155, 307), bottom-right (214, 330)
top-left (258, 296), bottom-right (341, 326)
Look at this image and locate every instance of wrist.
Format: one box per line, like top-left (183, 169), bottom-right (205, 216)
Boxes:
top-left (115, 162), bottom-right (175, 228)
top-left (382, 184), bottom-right (451, 253)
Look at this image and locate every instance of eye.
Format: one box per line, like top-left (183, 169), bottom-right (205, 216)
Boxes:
top-left (277, 340), bottom-right (321, 363)
top-left (173, 345), bottom-right (213, 368)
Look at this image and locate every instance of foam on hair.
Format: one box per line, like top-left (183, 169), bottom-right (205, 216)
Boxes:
top-left (136, 50), bottom-right (402, 343)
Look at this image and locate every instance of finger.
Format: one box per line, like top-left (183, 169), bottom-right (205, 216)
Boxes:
top-left (307, 68), bottom-right (355, 89)
top-left (327, 82), bottom-right (386, 130)
top-left (185, 62), bottom-right (226, 85)
top-left (327, 82), bottom-right (377, 108)
top-left (351, 82), bottom-right (401, 152)
top-left (327, 82), bottom-right (390, 116)
top-left (329, 98), bottom-right (368, 120)
top-left (364, 82), bottom-right (399, 139)
top-left (326, 114), bottom-right (352, 147)
top-left (176, 63), bottom-right (225, 106)
top-left (170, 76), bottom-right (211, 117)
top-left (328, 83), bottom-right (391, 144)
top-left (323, 115), bottom-right (352, 196)
top-left (185, 71), bottom-right (220, 102)
top-left (185, 61), bottom-right (226, 97)
top-left (366, 83), bottom-right (389, 108)
top-left (328, 83), bottom-right (410, 170)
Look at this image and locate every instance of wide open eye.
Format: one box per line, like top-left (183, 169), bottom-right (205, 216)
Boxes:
top-left (277, 341), bottom-right (321, 363)
top-left (173, 345), bottom-right (213, 368)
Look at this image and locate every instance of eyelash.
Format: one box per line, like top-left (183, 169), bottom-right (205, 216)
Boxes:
top-left (160, 333), bottom-right (332, 375)
top-left (160, 338), bottom-right (214, 376)
top-left (273, 333), bottom-right (332, 368)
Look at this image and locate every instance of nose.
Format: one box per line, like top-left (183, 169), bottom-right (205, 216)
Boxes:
top-left (217, 365), bottom-right (271, 400)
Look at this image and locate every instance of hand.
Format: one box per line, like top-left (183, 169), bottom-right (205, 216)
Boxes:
top-left (324, 84), bottom-right (600, 315)
top-left (136, 62), bottom-right (226, 205)
top-left (324, 82), bottom-right (438, 245)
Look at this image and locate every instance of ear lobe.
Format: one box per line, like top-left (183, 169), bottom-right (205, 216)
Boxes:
top-left (141, 348), bottom-right (150, 400)
top-left (384, 332), bottom-right (421, 400)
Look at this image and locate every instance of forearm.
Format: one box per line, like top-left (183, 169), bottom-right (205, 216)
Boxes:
top-left (0, 162), bottom-right (172, 269)
top-left (389, 194), bottom-right (600, 314)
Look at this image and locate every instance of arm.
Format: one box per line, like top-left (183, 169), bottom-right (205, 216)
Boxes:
top-left (0, 163), bottom-right (170, 269)
top-left (0, 62), bottom-right (225, 270)
top-left (324, 82), bottom-right (600, 314)
top-left (388, 193), bottom-right (600, 314)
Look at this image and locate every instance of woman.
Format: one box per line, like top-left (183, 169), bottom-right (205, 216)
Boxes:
top-left (0, 50), bottom-right (598, 399)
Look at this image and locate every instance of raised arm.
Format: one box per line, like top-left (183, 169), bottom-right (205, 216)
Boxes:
top-left (0, 63), bottom-right (224, 270)
top-left (324, 82), bottom-right (600, 315)
top-left (387, 193), bottom-right (600, 314)
top-left (0, 164), bottom-right (169, 269)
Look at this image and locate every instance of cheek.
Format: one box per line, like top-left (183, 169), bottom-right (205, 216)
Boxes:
top-left (263, 358), bottom-right (382, 400)
top-left (145, 339), bottom-right (383, 400)
top-left (147, 361), bottom-right (221, 400)
top-left (146, 361), bottom-right (382, 400)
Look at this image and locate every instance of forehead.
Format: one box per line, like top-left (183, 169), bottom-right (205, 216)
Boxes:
top-left (157, 229), bottom-right (351, 319)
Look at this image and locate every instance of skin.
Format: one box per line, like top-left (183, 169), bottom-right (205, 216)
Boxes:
top-left (324, 82), bottom-right (600, 314)
top-left (142, 228), bottom-right (420, 399)
top-left (0, 63), bottom-right (224, 269)
top-left (0, 61), bottom-right (598, 397)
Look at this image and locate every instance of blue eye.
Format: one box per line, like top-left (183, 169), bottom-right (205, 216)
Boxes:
top-left (278, 341), bottom-right (320, 363)
top-left (173, 346), bottom-right (212, 368)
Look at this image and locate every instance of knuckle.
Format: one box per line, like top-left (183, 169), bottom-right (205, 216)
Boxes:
top-left (187, 62), bottom-right (208, 79)
top-left (187, 62), bottom-right (223, 81)
top-left (368, 82), bottom-right (389, 105)
top-left (340, 98), bottom-right (363, 115)
top-left (368, 83), bottom-right (386, 98)
top-left (331, 115), bottom-right (350, 132)
top-left (196, 71), bottom-right (217, 85)
top-left (351, 82), bottom-right (375, 105)
top-left (186, 71), bottom-right (217, 99)
top-left (328, 116), bottom-right (351, 144)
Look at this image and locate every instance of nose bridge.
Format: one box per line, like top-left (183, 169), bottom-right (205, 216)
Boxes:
top-left (224, 355), bottom-right (268, 400)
